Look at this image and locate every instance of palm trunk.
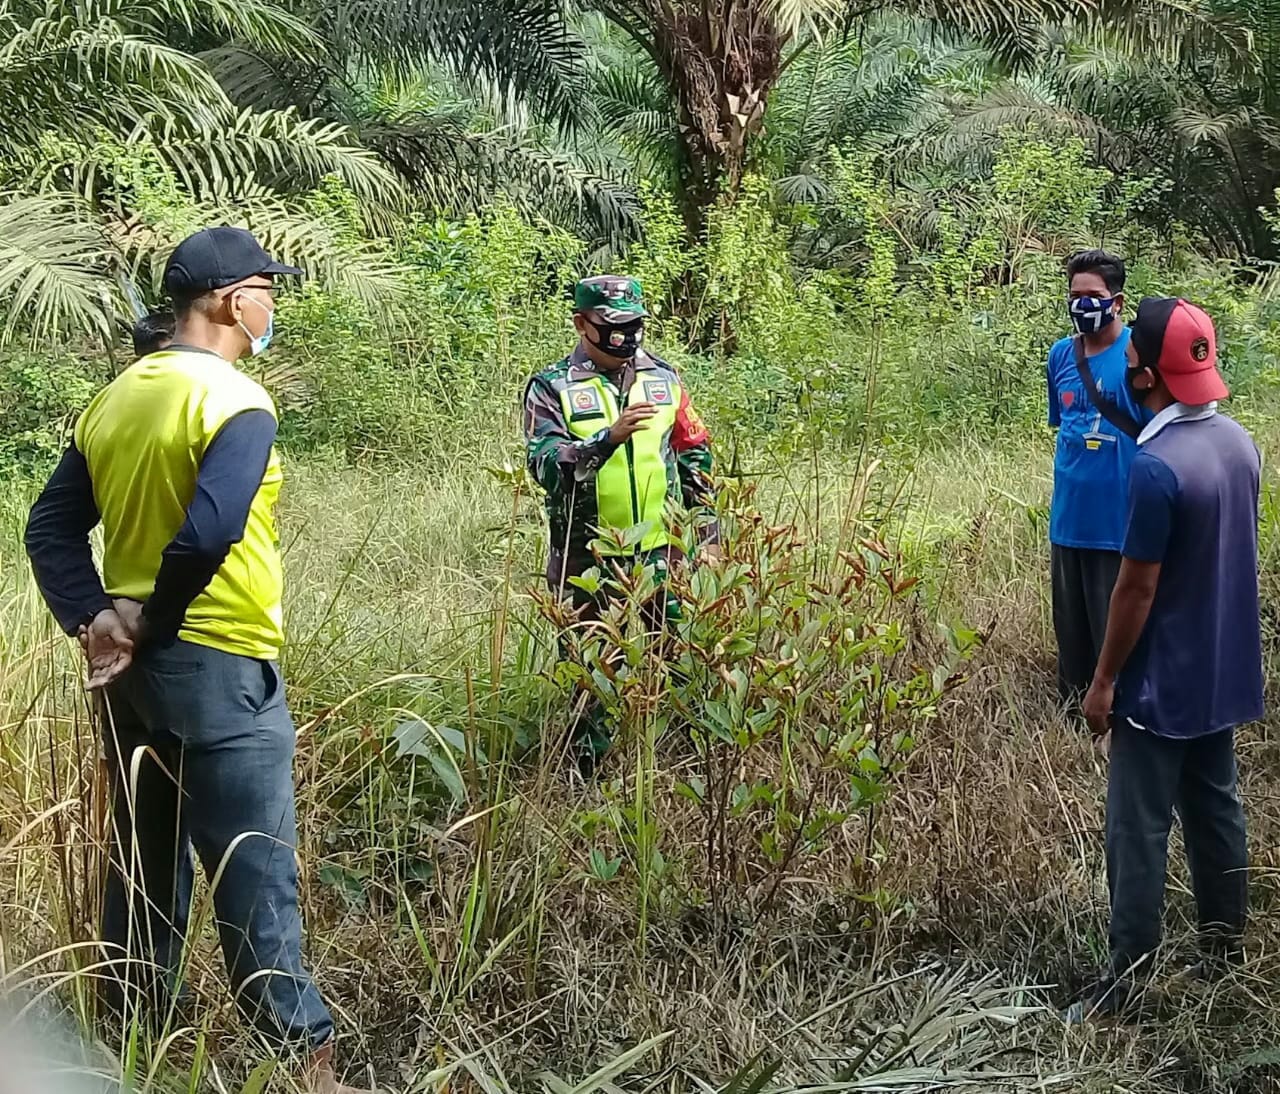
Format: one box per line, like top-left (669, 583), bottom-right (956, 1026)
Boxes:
top-left (642, 0), bottom-right (783, 238)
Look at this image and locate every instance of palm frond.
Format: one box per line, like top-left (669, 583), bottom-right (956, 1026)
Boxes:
top-left (776, 172), bottom-right (834, 205)
top-left (957, 83), bottom-right (1095, 137)
top-left (0, 17), bottom-right (227, 150)
top-left (102, 0), bottom-right (319, 58)
top-left (102, 184), bottom-right (411, 318)
top-left (503, 147), bottom-right (641, 254)
top-left (765, 11), bottom-right (987, 185)
top-left (767, 0), bottom-right (849, 40)
top-left (152, 108), bottom-right (406, 210)
top-left (319, 0), bottom-right (590, 128)
top-left (233, 199), bottom-right (411, 317)
top-left (356, 114), bottom-right (481, 206)
top-left (0, 194), bottom-right (114, 342)
top-left (594, 64), bottom-right (678, 172)
top-left (1084, 0), bottom-right (1257, 69)
top-left (202, 46), bottom-right (323, 113)
top-left (1169, 104), bottom-right (1263, 148)
top-left (894, 0), bottom-right (1086, 68)
top-left (339, 67), bottom-right (643, 247)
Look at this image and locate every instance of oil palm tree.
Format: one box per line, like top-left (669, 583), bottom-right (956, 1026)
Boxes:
top-left (575, 0), bottom-right (1092, 236)
top-left (339, 68), bottom-right (640, 254)
top-left (0, 0), bottom-right (407, 339)
top-left (909, 6), bottom-right (1277, 259)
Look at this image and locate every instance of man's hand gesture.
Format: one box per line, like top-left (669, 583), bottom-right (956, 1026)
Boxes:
top-left (609, 403), bottom-right (657, 445)
top-left (78, 598), bottom-right (145, 690)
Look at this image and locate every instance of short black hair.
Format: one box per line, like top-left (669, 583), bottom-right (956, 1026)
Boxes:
top-left (169, 289), bottom-right (213, 321)
top-left (132, 310), bottom-right (175, 357)
top-left (1066, 249), bottom-right (1126, 295)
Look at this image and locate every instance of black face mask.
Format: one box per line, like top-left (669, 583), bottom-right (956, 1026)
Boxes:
top-left (588, 318), bottom-right (644, 360)
top-left (1127, 337), bottom-right (1157, 405)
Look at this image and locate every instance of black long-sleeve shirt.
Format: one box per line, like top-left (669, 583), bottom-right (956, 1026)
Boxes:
top-left (25, 409), bottom-right (277, 645)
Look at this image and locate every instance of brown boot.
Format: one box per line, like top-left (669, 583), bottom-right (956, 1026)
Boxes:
top-left (305, 1043), bottom-right (378, 1094)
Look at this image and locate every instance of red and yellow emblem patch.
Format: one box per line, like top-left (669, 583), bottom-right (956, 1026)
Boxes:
top-left (568, 384), bottom-right (603, 417)
top-left (644, 379), bottom-right (672, 405)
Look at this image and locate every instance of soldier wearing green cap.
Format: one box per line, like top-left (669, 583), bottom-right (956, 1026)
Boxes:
top-left (523, 275), bottom-right (720, 773)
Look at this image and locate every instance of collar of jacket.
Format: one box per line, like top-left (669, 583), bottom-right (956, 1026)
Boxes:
top-left (567, 345), bottom-right (659, 382)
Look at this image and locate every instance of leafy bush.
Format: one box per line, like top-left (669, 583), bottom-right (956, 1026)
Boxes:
top-left (7, 128), bottom-right (1280, 475)
top-left (540, 481), bottom-right (979, 924)
top-left (0, 349), bottom-right (105, 473)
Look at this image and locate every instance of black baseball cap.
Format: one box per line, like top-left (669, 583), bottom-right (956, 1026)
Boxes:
top-left (163, 227), bottom-right (301, 296)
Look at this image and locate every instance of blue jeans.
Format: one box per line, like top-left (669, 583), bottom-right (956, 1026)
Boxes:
top-left (99, 640), bottom-right (333, 1050)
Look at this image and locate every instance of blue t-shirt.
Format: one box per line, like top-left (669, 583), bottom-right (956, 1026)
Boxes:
top-left (1116, 413), bottom-right (1263, 739)
top-left (1047, 328), bottom-right (1144, 551)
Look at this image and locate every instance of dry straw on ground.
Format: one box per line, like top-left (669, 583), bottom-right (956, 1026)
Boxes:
top-left (2, 447), bottom-right (1278, 1093)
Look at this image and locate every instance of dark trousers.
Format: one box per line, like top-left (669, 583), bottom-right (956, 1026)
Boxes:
top-left (99, 640), bottom-right (333, 1050)
top-left (1051, 545), bottom-right (1121, 703)
top-left (1107, 719), bottom-right (1248, 977)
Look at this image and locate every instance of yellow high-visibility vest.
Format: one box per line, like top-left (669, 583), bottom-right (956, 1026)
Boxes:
top-left (559, 369), bottom-right (681, 555)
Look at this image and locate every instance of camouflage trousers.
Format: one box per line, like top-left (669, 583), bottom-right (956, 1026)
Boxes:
top-left (548, 545), bottom-right (684, 772)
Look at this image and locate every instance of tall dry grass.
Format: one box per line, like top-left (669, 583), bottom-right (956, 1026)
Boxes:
top-left (2, 433), bottom-right (1279, 1094)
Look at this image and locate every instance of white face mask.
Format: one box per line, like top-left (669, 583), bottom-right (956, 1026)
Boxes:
top-left (236, 293), bottom-right (274, 356)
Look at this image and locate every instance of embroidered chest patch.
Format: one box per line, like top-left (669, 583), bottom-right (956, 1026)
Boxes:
top-left (643, 378), bottom-right (673, 406)
top-left (568, 384), bottom-right (604, 419)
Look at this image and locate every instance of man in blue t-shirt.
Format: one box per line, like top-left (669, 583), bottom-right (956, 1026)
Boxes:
top-left (1071, 298), bottom-right (1262, 1022)
top-left (1047, 250), bottom-right (1145, 707)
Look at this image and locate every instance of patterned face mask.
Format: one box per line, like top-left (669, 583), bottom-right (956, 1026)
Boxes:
top-left (1069, 295), bottom-right (1118, 335)
top-left (589, 318), bottom-right (644, 359)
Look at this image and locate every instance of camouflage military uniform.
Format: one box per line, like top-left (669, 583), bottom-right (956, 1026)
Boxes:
top-left (523, 344), bottom-right (718, 596)
top-left (523, 277), bottom-right (718, 770)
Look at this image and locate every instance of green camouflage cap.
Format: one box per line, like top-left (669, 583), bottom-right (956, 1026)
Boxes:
top-left (573, 275), bottom-right (648, 323)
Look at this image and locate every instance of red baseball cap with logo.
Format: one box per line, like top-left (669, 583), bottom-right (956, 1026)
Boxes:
top-left (1130, 296), bottom-right (1228, 404)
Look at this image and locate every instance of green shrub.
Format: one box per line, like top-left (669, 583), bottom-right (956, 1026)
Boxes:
top-left (0, 349), bottom-right (106, 474)
top-left (6, 143), bottom-right (1279, 470)
top-left (541, 481), bottom-right (979, 923)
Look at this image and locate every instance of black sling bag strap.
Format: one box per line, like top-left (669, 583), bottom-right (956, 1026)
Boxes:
top-left (1072, 335), bottom-right (1142, 440)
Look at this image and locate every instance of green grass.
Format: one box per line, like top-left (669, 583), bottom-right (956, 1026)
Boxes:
top-left (3, 420), bottom-right (1280, 1094)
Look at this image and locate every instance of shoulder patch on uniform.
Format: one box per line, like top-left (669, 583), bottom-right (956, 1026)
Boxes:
top-left (532, 357), bottom-right (572, 383)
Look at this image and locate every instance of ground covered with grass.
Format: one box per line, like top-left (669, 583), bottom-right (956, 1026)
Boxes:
top-left (3, 415), bottom-right (1280, 1093)
top-left (5, 143), bottom-right (1280, 1091)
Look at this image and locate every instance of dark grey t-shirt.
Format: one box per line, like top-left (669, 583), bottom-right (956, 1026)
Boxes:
top-left (1115, 411), bottom-right (1263, 738)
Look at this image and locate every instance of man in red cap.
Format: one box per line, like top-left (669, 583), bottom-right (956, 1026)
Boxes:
top-left (1072, 297), bottom-right (1263, 1021)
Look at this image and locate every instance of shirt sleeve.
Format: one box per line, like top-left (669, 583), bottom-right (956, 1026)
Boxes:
top-left (143, 409), bottom-right (277, 644)
top-left (25, 445), bottom-right (113, 634)
top-left (522, 376), bottom-right (618, 493)
top-left (1122, 452), bottom-right (1179, 563)
top-left (1047, 347), bottom-right (1061, 428)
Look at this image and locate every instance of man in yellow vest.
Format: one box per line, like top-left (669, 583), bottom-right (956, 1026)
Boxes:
top-left (523, 275), bottom-right (719, 773)
top-left (25, 228), bottom-right (369, 1093)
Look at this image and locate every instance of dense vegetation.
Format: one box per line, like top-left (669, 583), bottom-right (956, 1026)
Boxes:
top-left (5, 0), bottom-right (1280, 338)
top-left (4, 1), bottom-right (1280, 1092)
